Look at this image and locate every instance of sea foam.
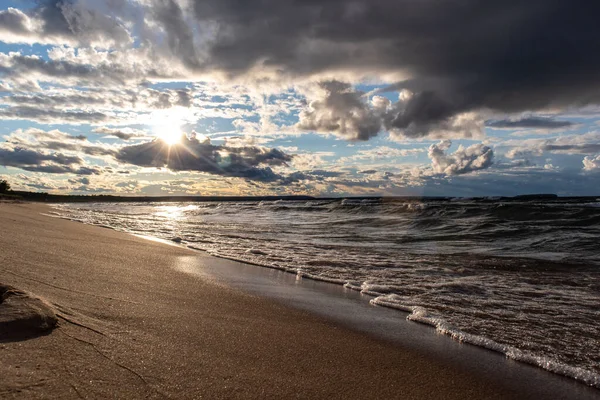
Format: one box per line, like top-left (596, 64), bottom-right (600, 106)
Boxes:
top-left (371, 294), bottom-right (600, 388)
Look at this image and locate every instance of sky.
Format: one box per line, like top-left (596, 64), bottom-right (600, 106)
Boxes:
top-left (1, 0), bottom-right (600, 197)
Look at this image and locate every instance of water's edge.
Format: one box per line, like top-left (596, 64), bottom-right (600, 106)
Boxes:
top-left (185, 252), bottom-right (600, 399)
top-left (191, 246), bottom-right (600, 390)
top-left (44, 208), bottom-right (600, 392)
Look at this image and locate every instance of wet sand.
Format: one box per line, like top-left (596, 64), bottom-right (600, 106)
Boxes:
top-left (0, 202), bottom-right (597, 399)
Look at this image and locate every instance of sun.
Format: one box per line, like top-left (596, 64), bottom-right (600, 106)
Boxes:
top-left (158, 130), bottom-right (182, 145)
top-left (150, 107), bottom-right (191, 145)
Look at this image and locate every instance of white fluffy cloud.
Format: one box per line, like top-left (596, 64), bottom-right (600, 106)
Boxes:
top-left (428, 140), bottom-right (494, 175)
top-left (583, 155), bottom-right (600, 171)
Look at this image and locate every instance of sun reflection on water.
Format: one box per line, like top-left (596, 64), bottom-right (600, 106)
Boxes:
top-left (154, 204), bottom-right (197, 220)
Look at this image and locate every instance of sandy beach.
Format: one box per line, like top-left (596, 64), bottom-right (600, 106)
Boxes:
top-left (0, 202), bottom-right (597, 399)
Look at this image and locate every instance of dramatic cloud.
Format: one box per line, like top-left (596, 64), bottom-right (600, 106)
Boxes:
top-left (4, 1), bottom-right (599, 131)
top-left (115, 135), bottom-right (293, 182)
top-left (297, 82), bottom-right (483, 139)
top-left (1, 128), bottom-right (304, 183)
top-left (297, 81), bottom-right (383, 140)
top-left (376, 90), bottom-right (484, 139)
top-left (2, 1), bottom-right (600, 195)
top-left (428, 140), bottom-right (494, 175)
top-left (147, 0), bottom-right (600, 136)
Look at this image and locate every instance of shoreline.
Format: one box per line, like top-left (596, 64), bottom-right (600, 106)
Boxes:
top-left (1, 202), bottom-right (598, 399)
top-left (49, 203), bottom-right (600, 389)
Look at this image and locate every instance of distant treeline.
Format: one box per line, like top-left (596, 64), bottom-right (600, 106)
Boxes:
top-left (7, 191), bottom-right (599, 204)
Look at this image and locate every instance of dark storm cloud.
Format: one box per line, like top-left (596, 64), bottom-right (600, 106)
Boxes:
top-left (297, 81), bottom-right (382, 140)
top-left (151, 0), bottom-right (201, 69)
top-left (151, 0), bottom-right (600, 138)
top-left (2, 128), bottom-right (301, 183)
top-left (34, 0), bottom-right (78, 38)
top-left (115, 135), bottom-right (293, 182)
top-left (4, 0), bottom-right (600, 141)
top-left (297, 81), bottom-right (482, 139)
top-left (486, 118), bottom-right (575, 129)
top-left (180, 0), bottom-right (600, 93)
top-left (0, 146), bottom-right (100, 175)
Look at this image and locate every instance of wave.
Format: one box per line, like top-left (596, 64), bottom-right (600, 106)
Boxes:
top-left (370, 294), bottom-right (600, 389)
top-left (208, 245), bottom-right (600, 388)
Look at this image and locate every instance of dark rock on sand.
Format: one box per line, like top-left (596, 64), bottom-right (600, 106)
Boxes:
top-left (0, 284), bottom-right (57, 341)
